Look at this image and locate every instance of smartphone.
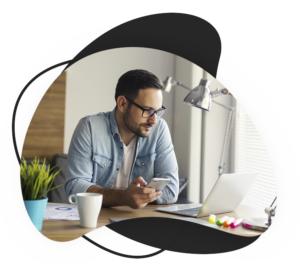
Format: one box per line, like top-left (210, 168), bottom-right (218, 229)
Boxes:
top-left (145, 178), bottom-right (170, 191)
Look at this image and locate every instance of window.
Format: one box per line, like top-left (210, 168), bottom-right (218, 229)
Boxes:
top-left (233, 102), bottom-right (277, 211)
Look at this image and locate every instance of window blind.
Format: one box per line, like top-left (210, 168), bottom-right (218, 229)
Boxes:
top-left (234, 102), bottom-right (277, 211)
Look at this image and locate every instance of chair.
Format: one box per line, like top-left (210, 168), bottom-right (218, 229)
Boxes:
top-left (179, 178), bottom-right (188, 194)
top-left (47, 154), bottom-right (68, 203)
top-left (174, 178), bottom-right (191, 204)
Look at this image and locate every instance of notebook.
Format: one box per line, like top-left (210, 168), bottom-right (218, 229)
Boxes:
top-left (156, 173), bottom-right (258, 217)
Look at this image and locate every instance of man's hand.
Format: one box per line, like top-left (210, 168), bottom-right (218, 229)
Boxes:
top-left (87, 177), bottom-right (162, 208)
top-left (123, 177), bottom-right (162, 209)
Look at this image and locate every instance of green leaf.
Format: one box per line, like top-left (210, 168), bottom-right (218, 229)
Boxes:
top-left (20, 156), bottom-right (62, 200)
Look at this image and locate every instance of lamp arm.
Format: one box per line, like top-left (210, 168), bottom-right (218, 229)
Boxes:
top-left (210, 88), bottom-right (231, 98)
top-left (176, 82), bottom-right (192, 91)
top-left (219, 109), bottom-right (236, 176)
top-left (168, 77), bottom-right (235, 175)
top-left (212, 100), bottom-right (235, 111)
top-left (174, 80), bottom-right (232, 98)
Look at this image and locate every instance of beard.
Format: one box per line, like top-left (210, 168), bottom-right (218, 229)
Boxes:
top-left (123, 107), bottom-right (153, 138)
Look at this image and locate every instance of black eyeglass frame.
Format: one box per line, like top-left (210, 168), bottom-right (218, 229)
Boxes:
top-left (125, 97), bottom-right (167, 118)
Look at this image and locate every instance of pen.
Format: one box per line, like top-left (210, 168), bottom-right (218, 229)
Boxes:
top-left (216, 216), bottom-right (229, 226)
top-left (223, 217), bottom-right (235, 227)
top-left (230, 218), bottom-right (243, 228)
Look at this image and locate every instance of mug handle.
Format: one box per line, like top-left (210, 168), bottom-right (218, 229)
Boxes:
top-left (68, 194), bottom-right (77, 205)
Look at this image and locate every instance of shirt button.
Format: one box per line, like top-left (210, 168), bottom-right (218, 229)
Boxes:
top-left (117, 168), bottom-right (119, 171)
top-left (121, 147), bottom-right (123, 149)
top-left (142, 163), bottom-right (145, 166)
top-left (104, 164), bottom-right (106, 167)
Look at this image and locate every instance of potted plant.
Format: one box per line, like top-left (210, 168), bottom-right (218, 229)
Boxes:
top-left (20, 157), bottom-right (61, 231)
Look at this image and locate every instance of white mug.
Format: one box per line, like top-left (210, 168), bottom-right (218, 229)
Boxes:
top-left (68, 193), bottom-right (103, 228)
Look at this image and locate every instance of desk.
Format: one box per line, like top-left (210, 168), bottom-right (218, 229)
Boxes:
top-left (41, 204), bottom-right (266, 242)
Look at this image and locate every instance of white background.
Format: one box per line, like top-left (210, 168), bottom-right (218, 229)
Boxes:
top-left (0, 24), bottom-right (300, 262)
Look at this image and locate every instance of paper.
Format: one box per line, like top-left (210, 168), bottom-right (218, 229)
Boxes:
top-left (44, 203), bottom-right (79, 221)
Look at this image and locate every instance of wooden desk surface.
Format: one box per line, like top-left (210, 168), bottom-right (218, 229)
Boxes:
top-left (41, 204), bottom-right (267, 242)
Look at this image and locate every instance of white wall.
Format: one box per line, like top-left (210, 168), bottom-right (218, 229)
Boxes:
top-left (200, 71), bottom-right (233, 202)
top-left (64, 47), bottom-right (176, 153)
top-left (173, 56), bottom-right (203, 203)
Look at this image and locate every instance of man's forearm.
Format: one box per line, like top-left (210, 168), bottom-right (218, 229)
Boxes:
top-left (87, 185), bottom-right (127, 207)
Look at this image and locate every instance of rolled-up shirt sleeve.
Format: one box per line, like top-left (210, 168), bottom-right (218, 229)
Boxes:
top-left (154, 120), bottom-right (179, 204)
top-left (64, 118), bottom-right (95, 197)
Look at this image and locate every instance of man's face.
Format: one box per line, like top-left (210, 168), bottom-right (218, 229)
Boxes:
top-left (123, 88), bottom-right (163, 138)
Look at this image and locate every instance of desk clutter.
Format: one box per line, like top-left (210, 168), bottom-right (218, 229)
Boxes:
top-left (208, 214), bottom-right (243, 228)
top-left (242, 196), bottom-right (277, 232)
top-left (44, 203), bottom-right (79, 220)
top-left (207, 197), bottom-right (277, 232)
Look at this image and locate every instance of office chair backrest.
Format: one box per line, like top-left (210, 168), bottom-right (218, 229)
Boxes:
top-left (179, 178), bottom-right (188, 194)
top-left (48, 154), bottom-right (68, 203)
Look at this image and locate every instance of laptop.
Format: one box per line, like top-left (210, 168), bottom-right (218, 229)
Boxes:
top-left (156, 172), bottom-right (258, 217)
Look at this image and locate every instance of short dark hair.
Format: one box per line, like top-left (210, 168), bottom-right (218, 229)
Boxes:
top-left (115, 69), bottom-right (164, 102)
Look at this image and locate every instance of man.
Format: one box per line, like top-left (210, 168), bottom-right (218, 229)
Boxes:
top-left (65, 69), bottom-right (179, 209)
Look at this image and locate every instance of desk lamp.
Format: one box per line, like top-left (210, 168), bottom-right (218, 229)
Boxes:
top-left (163, 77), bottom-right (277, 231)
top-left (163, 76), bottom-right (235, 175)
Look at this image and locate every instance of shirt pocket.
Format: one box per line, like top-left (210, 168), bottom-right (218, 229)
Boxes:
top-left (134, 153), bottom-right (156, 181)
top-left (92, 154), bottom-right (113, 183)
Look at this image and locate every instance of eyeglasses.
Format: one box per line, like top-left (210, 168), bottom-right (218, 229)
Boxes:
top-left (125, 97), bottom-right (167, 118)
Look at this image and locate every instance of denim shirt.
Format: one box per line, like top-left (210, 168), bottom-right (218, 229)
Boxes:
top-left (64, 107), bottom-right (179, 204)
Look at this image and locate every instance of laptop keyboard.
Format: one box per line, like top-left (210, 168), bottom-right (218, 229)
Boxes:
top-left (175, 207), bottom-right (202, 215)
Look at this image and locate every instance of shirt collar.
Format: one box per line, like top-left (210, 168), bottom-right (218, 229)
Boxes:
top-left (109, 106), bottom-right (120, 136)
